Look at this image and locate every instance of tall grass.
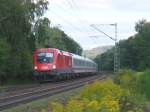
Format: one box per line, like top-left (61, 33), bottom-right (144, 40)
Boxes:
top-left (36, 69), bottom-right (150, 112)
top-left (49, 79), bottom-right (144, 112)
top-left (114, 69), bottom-right (137, 92)
top-left (138, 69), bottom-right (150, 100)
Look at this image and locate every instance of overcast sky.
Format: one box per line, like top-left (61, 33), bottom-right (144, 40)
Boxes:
top-left (45, 0), bottom-right (150, 50)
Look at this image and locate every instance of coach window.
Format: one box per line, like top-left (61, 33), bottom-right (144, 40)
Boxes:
top-left (85, 62), bottom-right (87, 67)
top-left (79, 60), bottom-right (81, 66)
top-left (78, 60), bottom-right (80, 66)
top-left (81, 60), bottom-right (83, 66)
top-left (74, 59), bottom-right (78, 66)
top-left (77, 60), bottom-right (79, 66)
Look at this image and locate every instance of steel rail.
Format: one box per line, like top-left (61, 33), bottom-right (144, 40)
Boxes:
top-left (0, 74), bottom-right (106, 111)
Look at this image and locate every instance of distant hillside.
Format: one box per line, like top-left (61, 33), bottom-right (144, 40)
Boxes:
top-left (83, 45), bottom-right (113, 59)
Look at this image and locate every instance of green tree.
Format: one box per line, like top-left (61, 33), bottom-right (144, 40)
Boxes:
top-left (0, 39), bottom-right (11, 84)
top-left (34, 20), bottom-right (83, 54)
top-left (135, 19), bottom-right (146, 33)
top-left (0, 0), bottom-right (49, 82)
top-left (95, 48), bottom-right (114, 71)
top-left (0, 0), bottom-right (82, 84)
top-left (95, 20), bottom-right (150, 71)
top-left (34, 17), bottom-right (51, 47)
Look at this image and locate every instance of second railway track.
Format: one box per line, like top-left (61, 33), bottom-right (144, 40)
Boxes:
top-left (0, 74), bottom-right (106, 111)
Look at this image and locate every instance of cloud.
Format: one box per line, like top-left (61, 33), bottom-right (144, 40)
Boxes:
top-left (112, 0), bottom-right (150, 12)
top-left (76, 0), bottom-right (112, 9)
top-left (45, 0), bottom-right (150, 50)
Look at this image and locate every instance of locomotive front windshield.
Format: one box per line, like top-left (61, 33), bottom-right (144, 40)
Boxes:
top-left (37, 52), bottom-right (54, 63)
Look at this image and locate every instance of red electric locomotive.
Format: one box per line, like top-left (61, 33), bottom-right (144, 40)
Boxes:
top-left (33, 48), bottom-right (97, 81)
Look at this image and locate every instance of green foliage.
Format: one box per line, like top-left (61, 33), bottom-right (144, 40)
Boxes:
top-left (135, 19), bottom-right (147, 33)
top-left (113, 70), bottom-right (150, 111)
top-left (34, 21), bottom-right (83, 55)
top-left (0, 39), bottom-right (11, 84)
top-left (0, 0), bottom-right (49, 84)
top-left (0, 0), bottom-right (82, 85)
top-left (95, 48), bottom-right (114, 71)
top-left (50, 80), bottom-right (144, 112)
top-left (95, 20), bottom-right (150, 71)
top-left (138, 69), bottom-right (150, 100)
top-left (50, 80), bottom-right (123, 112)
top-left (114, 69), bottom-right (137, 92)
top-left (23, 70), bottom-right (149, 112)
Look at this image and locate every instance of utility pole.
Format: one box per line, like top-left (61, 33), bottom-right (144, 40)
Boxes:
top-left (90, 23), bottom-right (120, 73)
top-left (113, 23), bottom-right (120, 73)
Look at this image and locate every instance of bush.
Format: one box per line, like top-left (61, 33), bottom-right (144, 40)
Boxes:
top-left (49, 80), bottom-right (144, 112)
top-left (0, 39), bottom-right (11, 84)
top-left (114, 69), bottom-right (138, 92)
top-left (138, 69), bottom-right (150, 100)
top-left (113, 69), bottom-right (150, 111)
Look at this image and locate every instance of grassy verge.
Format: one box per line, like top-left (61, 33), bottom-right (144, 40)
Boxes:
top-left (42, 70), bottom-right (150, 112)
top-left (2, 70), bottom-right (150, 112)
top-left (1, 88), bottom-right (82, 112)
top-left (0, 78), bottom-right (33, 87)
top-left (0, 77), bottom-right (36, 93)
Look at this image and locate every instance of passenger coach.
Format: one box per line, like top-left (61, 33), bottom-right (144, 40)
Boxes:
top-left (33, 48), bottom-right (97, 81)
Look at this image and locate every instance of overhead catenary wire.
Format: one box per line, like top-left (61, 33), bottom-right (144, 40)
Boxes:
top-left (66, 0), bottom-right (93, 33)
top-left (65, 0), bottom-right (99, 46)
top-left (49, 0), bottom-right (86, 34)
top-left (65, 0), bottom-right (92, 35)
top-left (70, 0), bottom-right (99, 33)
top-left (51, 0), bottom-right (74, 16)
top-left (70, 0), bottom-right (103, 47)
top-left (49, 0), bottom-right (102, 49)
top-left (50, 0), bottom-right (94, 35)
top-left (49, 0), bottom-right (91, 34)
top-left (50, 10), bottom-right (84, 33)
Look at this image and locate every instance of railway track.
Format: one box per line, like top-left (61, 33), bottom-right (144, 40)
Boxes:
top-left (0, 74), bottom-right (106, 111)
top-left (0, 75), bottom-right (100, 98)
top-left (0, 77), bottom-right (91, 98)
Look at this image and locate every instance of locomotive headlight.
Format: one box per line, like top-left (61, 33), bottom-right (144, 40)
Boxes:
top-left (52, 65), bottom-right (56, 69)
top-left (34, 66), bottom-right (37, 70)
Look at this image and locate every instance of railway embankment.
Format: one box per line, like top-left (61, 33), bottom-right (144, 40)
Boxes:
top-left (47, 69), bottom-right (150, 112)
top-left (1, 70), bottom-right (150, 112)
top-left (0, 74), bottom-right (106, 111)
top-left (46, 70), bottom-right (150, 112)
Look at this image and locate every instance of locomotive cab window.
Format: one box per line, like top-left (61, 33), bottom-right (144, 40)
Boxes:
top-left (37, 52), bottom-right (54, 63)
